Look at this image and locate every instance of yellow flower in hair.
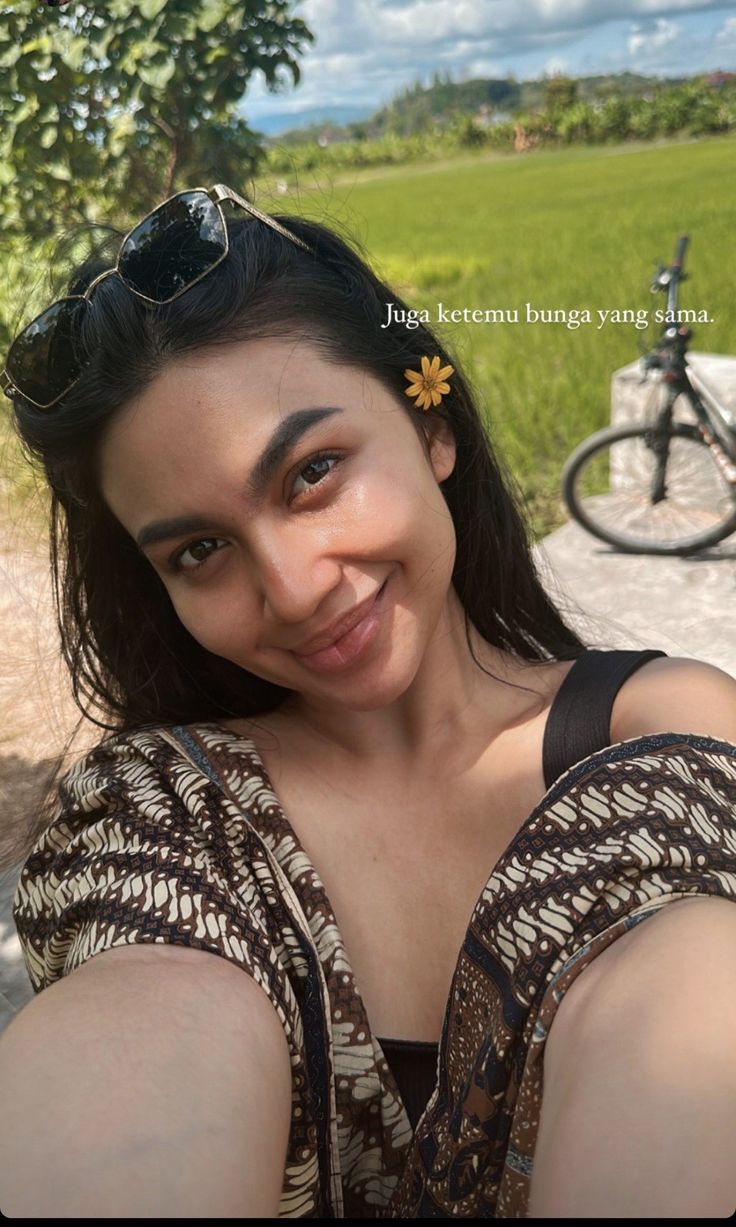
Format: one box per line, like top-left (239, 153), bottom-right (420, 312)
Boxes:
top-left (404, 355), bottom-right (455, 410)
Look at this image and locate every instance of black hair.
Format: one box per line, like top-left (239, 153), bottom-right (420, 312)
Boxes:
top-left (4, 200), bottom-right (601, 869)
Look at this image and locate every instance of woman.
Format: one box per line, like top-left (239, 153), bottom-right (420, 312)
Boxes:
top-left (2, 184), bottom-right (735, 1217)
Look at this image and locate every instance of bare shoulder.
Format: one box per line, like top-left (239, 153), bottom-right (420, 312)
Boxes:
top-left (12, 942), bottom-right (288, 1050)
top-left (611, 654), bottom-right (736, 745)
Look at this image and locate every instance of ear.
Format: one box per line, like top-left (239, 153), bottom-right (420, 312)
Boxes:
top-left (425, 413), bottom-right (456, 484)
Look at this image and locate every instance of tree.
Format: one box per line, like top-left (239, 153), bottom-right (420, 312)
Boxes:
top-left (0, 0), bottom-right (314, 241)
top-left (449, 113), bottom-right (486, 148)
top-left (544, 75), bottom-right (578, 113)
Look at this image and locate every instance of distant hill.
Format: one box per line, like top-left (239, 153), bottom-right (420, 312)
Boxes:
top-left (348, 71), bottom-right (692, 139)
top-left (251, 70), bottom-right (692, 144)
top-left (244, 104), bottom-right (375, 137)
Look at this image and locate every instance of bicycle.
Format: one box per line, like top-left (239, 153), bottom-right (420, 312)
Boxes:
top-left (560, 235), bottom-right (736, 555)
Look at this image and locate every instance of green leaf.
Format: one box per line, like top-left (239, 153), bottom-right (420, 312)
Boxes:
top-left (138, 0), bottom-right (169, 18)
top-left (109, 107), bottom-right (137, 156)
top-left (138, 57), bottom-right (176, 89)
top-left (198, 0), bottom-right (229, 33)
top-left (108, 0), bottom-right (136, 17)
top-left (204, 45), bottom-right (229, 65)
top-left (20, 37), bottom-right (51, 57)
top-left (44, 161), bottom-right (72, 182)
top-left (37, 102), bottom-right (59, 125)
top-left (12, 97), bottom-right (39, 125)
top-left (111, 110), bottom-right (137, 137)
top-left (90, 27), bottom-right (116, 60)
top-left (62, 37), bottom-right (88, 73)
top-left (0, 44), bottom-right (21, 69)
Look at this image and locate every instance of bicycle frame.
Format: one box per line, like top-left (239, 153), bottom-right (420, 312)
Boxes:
top-left (644, 235), bottom-right (736, 487)
top-left (645, 353), bottom-right (736, 476)
top-left (683, 366), bottom-right (736, 458)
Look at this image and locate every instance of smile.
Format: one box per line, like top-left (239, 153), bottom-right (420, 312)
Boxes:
top-left (292, 579), bottom-right (389, 673)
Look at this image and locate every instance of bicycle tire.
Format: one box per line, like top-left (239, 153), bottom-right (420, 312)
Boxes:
top-left (561, 421), bottom-right (736, 555)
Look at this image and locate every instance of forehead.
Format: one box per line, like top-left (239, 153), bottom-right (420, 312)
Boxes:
top-left (97, 335), bottom-right (405, 518)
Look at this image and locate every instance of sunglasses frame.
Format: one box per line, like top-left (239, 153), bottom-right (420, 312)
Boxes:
top-left (0, 183), bottom-right (312, 411)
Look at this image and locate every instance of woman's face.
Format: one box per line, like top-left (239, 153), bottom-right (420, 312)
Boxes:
top-left (98, 335), bottom-right (458, 714)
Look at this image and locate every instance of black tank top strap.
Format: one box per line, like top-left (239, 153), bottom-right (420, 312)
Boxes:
top-left (542, 648), bottom-right (669, 792)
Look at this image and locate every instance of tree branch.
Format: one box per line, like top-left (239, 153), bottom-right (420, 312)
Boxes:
top-left (151, 113), bottom-right (179, 197)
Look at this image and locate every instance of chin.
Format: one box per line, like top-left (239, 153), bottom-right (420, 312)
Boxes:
top-left (312, 655), bottom-right (422, 711)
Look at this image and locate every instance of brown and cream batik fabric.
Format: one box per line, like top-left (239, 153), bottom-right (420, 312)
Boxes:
top-left (12, 723), bottom-right (736, 1217)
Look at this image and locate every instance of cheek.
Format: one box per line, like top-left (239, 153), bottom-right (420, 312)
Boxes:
top-left (349, 460), bottom-right (449, 540)
top-left (357, 471), bottom-right (456, 585)
top-left (169, 587), bottom-right (260, 659)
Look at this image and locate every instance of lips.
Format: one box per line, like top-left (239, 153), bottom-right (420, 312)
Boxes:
top-left (292, 586), bottom-right (384, 656)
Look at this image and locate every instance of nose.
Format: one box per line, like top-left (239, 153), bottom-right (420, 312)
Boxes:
top-left (248, 527), bottom-right (346, 634)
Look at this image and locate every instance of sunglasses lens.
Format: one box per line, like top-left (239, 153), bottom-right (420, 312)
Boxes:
top-left (119, 191), bottom-right (226, 302)
top-left (8, 298), bottom-right (87, 408)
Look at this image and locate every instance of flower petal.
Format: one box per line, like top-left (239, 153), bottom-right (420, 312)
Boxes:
top-left (430, 387), bottom-right (442, 406)
top-left (435, 381), bottom-right (451, 395)
top-left (420, 355), bottom-right (432, 377)
top-left (429, 355), bottom-right (441, 378)
top-left (404, 368), bottom-right (423, 384)
top-left (405, 382), bottom-right (424, 397)
top-left (418, 389), bottom-right (431, 409)
top-left (437, 364), bottom-right (454, 381)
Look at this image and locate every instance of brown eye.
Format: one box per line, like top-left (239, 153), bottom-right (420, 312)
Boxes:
top-left (289, 452), bottom-right (342, 501)
top-left (171, 537), bottom-right (225, 574)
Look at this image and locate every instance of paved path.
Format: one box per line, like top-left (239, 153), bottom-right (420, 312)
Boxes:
top-left (534, 517), bottom-right (736, 677)
top-left (1, 512), bottom-right (735, 1033)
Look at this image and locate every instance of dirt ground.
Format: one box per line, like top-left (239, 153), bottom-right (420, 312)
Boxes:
top-left (0, 481), bottom-right (96, 1023)
top-left (0, 482), bottom-right (102, 870)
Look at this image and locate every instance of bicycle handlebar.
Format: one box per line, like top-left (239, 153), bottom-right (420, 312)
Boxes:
top-left (672, 234), bottom-right (689, 270)
top-left (666, 234), bottom-right (689, 316)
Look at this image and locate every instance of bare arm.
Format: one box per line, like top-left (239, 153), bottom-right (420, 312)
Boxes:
top-left (529, 897), bottom-right (736, 1216)
top-left (0, 943), bottom-right (292, 1218)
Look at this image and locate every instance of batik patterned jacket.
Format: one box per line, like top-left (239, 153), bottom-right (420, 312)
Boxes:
top-left (13, 723), bottom-right (736, 1216)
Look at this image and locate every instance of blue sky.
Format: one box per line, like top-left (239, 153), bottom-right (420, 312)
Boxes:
top-left (239, 0), bottom-right (736, 121)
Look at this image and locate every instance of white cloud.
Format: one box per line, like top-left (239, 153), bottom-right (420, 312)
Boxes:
top-left (293, 0), bottom-right (728, 62)
top-left (242, 1), bottom-right (732, 116)
top-left (628, 17), bottom-right (680, 55)
top-left (715, 15), bottom-right (736, 48)
top-left (462, 58), bottom-right (507, 78)
top-left (544, 56), bottom-right (570, 75)
top-left (299, 1), bottom-right (728, 51)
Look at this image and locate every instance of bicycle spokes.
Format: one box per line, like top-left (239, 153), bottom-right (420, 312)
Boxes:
top-left (561, 422), bottom-right (736, 555)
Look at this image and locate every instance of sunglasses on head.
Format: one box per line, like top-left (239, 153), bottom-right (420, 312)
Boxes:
top-left (0, 183), bottom-right (313, 412)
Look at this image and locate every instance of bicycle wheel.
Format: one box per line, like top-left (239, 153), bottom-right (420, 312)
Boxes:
top-left (561, 421), bottom-right (736, 554)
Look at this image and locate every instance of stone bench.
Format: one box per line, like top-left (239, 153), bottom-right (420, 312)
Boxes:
top-left (609, 351), bottom-right (736, 491)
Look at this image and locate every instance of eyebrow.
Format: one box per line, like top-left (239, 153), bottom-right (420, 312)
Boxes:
top-left (136, 406), bottom-right (344, 551)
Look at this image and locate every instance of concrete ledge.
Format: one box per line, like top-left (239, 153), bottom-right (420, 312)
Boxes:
top-left (612, 350), bottom-right (736, 428)
top-left (609, 351), bottom-right (736, 491)
top-left (533, 518), bottom-right (736, 679)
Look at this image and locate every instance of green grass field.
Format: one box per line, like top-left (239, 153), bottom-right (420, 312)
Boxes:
top-left (2, 134), bottom-right (734, 541)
